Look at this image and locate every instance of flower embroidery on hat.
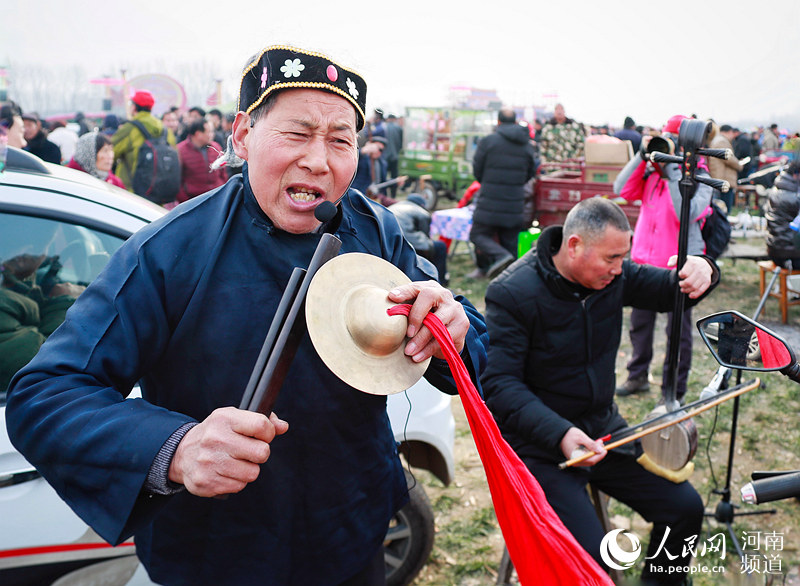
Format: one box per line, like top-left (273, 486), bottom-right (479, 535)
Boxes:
top-left (280, 58), bottom-right (305, 78)
top-left (346, 78), bottom-right (359, 99)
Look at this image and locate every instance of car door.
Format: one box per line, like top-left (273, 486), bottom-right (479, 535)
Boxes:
top-left (0, 184), bottom-right (455, 586)
top-left (0, 207), bottom-right (142, 584)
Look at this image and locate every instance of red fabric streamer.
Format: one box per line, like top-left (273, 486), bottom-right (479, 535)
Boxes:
top-left (388, 305), bottom-right (613, 585)
top-left (457, 180), bottom-right (481, 208)
top-left (756, 328), bottom-right (792, 370)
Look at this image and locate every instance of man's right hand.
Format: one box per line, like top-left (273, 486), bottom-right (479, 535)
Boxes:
top-left (168, 407), bottom-right (289, 497)
top-left (559, 427), bottom-right (607, 467)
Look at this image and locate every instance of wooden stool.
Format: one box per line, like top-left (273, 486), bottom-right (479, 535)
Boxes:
top-left (496, 485), bottom-right (622, 585)
top-left (758, 260), bottom-right (800, 324)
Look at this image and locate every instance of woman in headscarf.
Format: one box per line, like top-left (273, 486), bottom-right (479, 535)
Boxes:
top-left (67, 131), bottom-right (125, 188)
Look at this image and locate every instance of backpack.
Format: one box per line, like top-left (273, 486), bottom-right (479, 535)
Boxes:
top-left (701, 199), bottom-right (732, 260)
top-left (129, 119), bottom-right (181, 204)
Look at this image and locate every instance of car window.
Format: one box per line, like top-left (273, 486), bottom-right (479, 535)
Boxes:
top-left (0, 212), bottom-right (126, 403)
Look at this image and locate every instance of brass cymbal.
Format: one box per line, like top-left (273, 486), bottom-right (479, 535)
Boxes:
top-left (305, 252), bottom-right (430, 395)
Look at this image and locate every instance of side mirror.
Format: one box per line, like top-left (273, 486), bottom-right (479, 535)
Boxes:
top-left (697, 311), bottom-right (796, 371)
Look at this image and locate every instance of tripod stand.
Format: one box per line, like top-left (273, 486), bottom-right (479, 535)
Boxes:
top-left (703, 266), bottom-right (781, 557)
top-left (705, 371), bottom-right (776, 558)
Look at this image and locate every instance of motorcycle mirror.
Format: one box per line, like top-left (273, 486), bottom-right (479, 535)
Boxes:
top-left (697, 310), bottom-right (796, 371)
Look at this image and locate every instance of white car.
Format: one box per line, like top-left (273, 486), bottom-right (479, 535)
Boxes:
top-left (0, 148), bottom-right (454, 586)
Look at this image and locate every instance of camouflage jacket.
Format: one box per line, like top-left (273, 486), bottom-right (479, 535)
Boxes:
top-left (539, 118), bottom-right (586, 163)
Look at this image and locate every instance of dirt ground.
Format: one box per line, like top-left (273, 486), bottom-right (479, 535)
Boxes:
top-left (413, 396), bottom-right (508, 585)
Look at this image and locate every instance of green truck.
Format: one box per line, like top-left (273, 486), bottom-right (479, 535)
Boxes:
top-left (398, 107), bottom-right (497, 210)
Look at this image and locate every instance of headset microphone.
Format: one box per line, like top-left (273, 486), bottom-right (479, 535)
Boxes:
top-left (314, 200), bottom-right (338, 223)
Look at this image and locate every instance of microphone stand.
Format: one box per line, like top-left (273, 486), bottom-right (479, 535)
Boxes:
top-left (704, 266), bottom-right (780, 558)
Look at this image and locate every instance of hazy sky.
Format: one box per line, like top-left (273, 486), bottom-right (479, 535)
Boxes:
top-left (5, 0), bottom-right (799, 128)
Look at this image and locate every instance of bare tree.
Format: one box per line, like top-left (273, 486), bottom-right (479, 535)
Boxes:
top-left (6, 61), bottom-right (106, 115)
top-left (4, 59), bottom-right (236, 118)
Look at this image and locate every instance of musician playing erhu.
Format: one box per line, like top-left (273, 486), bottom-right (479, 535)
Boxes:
top-left (482, 198), bottom-right (719, 585)
top-left (5, 45), bottom-right (488, 586)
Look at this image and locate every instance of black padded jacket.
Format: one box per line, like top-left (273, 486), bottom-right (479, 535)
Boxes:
top-left (765, 171), bottom-right (800, 260)
top-left (482, 225), bottom-right (719, 462)
top-left (471, 123), bottom-right (537, 229)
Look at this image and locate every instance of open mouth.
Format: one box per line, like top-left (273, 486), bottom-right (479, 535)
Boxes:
top-left (288, 186), bottom-right (321, 203)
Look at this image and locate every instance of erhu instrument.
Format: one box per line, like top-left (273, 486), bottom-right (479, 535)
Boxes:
top-left (562, 119), bottom-right (745, 472)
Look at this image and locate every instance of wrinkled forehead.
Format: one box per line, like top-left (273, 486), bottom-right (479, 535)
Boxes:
top-left (260, 88), bottom-right (358, 135)
top-left (597, 226), bottom-right (632, 253)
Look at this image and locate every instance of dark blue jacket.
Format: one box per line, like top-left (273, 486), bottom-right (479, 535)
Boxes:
top-left (6, 168), bottom-right (488, 585)
top-left (613, 128), bottom-right (642, 153)
top-left (352, 151), bottom-right (386, 197)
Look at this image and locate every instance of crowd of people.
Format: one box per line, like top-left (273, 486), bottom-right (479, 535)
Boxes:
top-left (0, 96), bottom-right (235, 206)
top-left (1, 43), bottom-right (800, 586)
top-left (2, 92), bottom-right (795, 217)
top-left (534, 105), bottom-right (798, 182)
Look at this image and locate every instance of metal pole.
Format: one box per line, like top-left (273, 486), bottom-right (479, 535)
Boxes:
top-left (663, 159), bottom-right (693, 409)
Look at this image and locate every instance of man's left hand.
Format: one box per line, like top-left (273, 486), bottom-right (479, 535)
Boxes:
top-left (387, 281), bottom-right (469, 362)
top-left (667, 255), bottom-right (713, 299)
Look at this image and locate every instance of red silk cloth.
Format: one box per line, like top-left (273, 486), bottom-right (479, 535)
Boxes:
top-left (387, 305), bottom-right (613, 585)
top-left (756, 328), bottom-right (792, 369)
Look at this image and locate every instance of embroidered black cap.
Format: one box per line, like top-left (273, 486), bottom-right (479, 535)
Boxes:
top-left (238, 45), bottom-right (367, 130)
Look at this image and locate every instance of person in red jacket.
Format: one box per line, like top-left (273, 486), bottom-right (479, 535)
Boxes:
top-left (176, 119), bottom-right (227, 203)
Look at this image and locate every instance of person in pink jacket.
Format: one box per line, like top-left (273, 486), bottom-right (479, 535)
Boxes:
top-left (612, 114), bottom-right (713, 402)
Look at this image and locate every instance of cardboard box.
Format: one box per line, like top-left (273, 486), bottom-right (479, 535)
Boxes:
top-left (584, 165), bottom-right (623, 184)
top-left (584, 140), bottom-right (633, 165)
